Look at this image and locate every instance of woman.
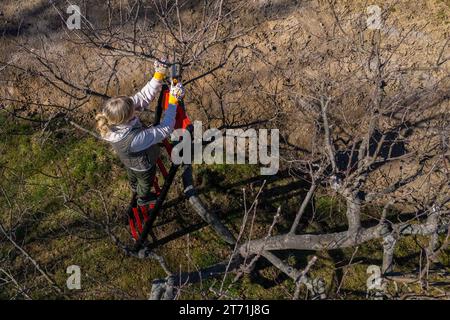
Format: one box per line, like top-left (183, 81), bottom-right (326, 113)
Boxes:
top-left (95, 60), bottom-right (184, 227)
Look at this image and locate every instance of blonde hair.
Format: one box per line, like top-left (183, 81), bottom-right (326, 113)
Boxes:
top-left (96, 96), bottom-right (134, 137)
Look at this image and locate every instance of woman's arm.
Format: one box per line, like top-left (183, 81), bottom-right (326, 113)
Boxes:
top-left (131, 74), bottom-right (163, 111)
top-left (131, 60), bottom-right (168, 111)
top-left (130, 103), bottom-right (177, 152)
top-left (130, 83), bottom-right (185, 152)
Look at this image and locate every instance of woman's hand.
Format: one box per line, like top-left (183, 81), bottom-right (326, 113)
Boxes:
top-left (153, 59), bottom-right (168, 80)
top-left (169, 82), bottom-right (185, 104)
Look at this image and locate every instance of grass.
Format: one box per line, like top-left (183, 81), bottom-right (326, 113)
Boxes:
top-left (436, 8), bottom-right (449, 23)
top-left (66, 137), bottom-right (114, 187)
top-left (437, 0), bottom-right (450, 7)
top-left (1, 115), bottom-right (448, 300)
top-left (314, 195), bottom-right (347, 228)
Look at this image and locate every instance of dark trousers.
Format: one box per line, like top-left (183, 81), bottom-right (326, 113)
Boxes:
top-left (126, 166), bottom-right (156, 206)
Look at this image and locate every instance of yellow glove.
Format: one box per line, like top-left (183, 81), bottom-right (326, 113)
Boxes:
top-left (153, 59), bottom-right (168, 81)
top-left (168, 82), bottom-right (185, 105)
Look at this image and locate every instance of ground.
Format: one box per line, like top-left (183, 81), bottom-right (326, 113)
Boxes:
top-left (0, 0), bottom-right (449, 299)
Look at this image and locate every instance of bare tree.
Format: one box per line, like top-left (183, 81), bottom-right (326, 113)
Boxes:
top-left (0, 0), bottom-right (448, 300)
top-left (148, 1), bottom-right (449, 299)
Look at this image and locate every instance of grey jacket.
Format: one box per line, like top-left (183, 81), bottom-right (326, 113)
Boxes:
top-left (104, 76), bottom-right (177, 171)
top-left (110, 121), bottom-right (161, 171)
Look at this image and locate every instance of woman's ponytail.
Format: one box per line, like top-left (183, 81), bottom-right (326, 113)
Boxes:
top-left (95, 113), bottom-right (110, 137)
